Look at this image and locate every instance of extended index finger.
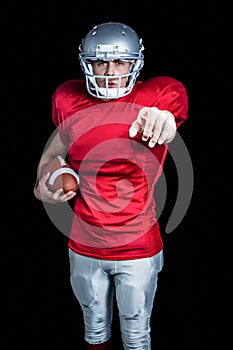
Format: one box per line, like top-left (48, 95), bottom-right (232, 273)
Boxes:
top-left (129, 120), bottom-right (141, 137)
top-left (129, 107), bottom-right (150, 137)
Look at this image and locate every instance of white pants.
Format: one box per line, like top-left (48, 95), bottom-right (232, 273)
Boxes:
top-left (69, 249), bottom-right (164, 350)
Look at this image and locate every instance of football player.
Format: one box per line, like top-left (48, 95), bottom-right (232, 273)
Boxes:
top-left (34, 22), bottom-right (188, 350)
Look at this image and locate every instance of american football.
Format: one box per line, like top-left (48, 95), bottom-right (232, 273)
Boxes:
top-left (43, 155), bottom-right (80, 193)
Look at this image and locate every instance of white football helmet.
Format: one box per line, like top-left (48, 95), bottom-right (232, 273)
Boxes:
top-left (79, 22), bottom-right (144, 99)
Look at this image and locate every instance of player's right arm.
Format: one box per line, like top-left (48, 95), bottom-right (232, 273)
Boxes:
top-left (33, 131), bottom-right (76, 203)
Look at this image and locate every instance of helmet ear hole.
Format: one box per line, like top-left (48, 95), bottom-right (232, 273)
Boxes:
top-left (78, 22), bottom-right (144, 99)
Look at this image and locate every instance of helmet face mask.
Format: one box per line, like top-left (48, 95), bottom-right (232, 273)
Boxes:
top-left (79, 22), bottom-right (144, 99)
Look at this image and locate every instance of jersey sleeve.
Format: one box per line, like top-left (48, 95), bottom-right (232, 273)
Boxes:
top-left (51, 90), bottom-right (70, 146)
top-left (156, 79), bottom-right (189, 127)
top-left (51, 80), bottom-right (87, 146)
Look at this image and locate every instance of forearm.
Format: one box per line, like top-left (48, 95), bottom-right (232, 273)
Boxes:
top-left (33, 131), bottom-right (68, 197)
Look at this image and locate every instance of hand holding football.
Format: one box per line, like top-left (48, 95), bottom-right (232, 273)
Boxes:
top-left (43, 155), bottom-right (80, 193)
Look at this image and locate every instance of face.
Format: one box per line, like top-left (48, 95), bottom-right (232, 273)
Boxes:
top-left (92, 60), bottom-right (132, 89)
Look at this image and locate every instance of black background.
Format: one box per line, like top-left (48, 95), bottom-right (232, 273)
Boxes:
top-left (3, 1), bottom-right (231, 349)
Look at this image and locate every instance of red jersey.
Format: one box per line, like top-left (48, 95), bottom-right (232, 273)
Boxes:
top-left (52, 76), bottom-right (188, 260)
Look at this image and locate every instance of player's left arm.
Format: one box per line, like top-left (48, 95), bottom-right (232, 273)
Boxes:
top-left (129, 107), bottom-right (177, 147)
top-left (129, 81), bottom-right (188, 148)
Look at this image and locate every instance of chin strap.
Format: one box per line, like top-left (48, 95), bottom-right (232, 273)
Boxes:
top-left (97, 87), bottom-right (128, 99)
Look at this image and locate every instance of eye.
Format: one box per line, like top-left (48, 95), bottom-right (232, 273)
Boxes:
top-left (92, 61), bottom-right (106, 68)
top-left (97, 61), bottom-right (107, 66)
top-left (115, 60), bottom-right (125, 66)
